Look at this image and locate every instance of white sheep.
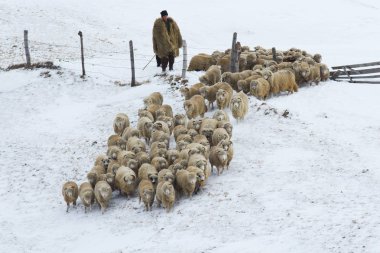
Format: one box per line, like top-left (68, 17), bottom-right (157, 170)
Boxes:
top-left (230, 91), bottom-right (249, 121)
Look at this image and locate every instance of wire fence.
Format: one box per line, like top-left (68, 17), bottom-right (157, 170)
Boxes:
top-left (1, 32), bottom-right (226, 83)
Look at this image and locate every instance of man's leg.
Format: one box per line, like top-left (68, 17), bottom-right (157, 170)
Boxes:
top-left (168, 53), bottom-right (174, 71)
top-left (156, 55), bottom-right (161, 67)
top-left (161, 56), bottom-right (169, 72)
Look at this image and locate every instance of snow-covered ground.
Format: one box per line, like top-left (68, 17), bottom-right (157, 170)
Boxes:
top-left (1, 0), bottom-right (380, 252)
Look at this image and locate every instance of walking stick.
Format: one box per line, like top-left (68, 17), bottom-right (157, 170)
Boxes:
top-left (142, 55), bottom-right (156, 70)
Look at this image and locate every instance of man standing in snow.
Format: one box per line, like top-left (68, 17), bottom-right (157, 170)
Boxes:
top-left (152, 10), bottom-right (183, 72)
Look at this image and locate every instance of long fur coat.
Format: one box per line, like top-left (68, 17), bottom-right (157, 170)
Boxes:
top-left (152, 17), bottom-right (182, 58)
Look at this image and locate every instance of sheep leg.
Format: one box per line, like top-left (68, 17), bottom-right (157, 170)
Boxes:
top-left (66, 203), bottom-right (70, 213)
top-left (85, 206), bottom-right (87, 213)
top-left (73, 200), bottom-right (77, 206)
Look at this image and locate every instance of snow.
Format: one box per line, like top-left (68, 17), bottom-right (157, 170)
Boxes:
top-left (1, 0), bottom-right (380, 252)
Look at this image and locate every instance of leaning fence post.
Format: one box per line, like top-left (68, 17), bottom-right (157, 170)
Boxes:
top-left (24, 30), bottom-right (31, 68)
top-left (182, 40), bottom-right (187, 79)
top-left (129, 40), bottom-right (136, 87)
top-left (78, 31), bottom-right (85, 77)
top-left (230, 32), bottom-right (238, 73)
top-left (272, 47), bottom-right (277, 62)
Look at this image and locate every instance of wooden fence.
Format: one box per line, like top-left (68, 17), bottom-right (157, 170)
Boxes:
top-left (330, 61), bottom-right (380, 84)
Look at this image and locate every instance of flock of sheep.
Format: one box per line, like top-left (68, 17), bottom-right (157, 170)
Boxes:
top-left (62, 44), bottom-right (330, 214)
top-left (62, 86), bottom-right (242, 213)
top-left (187, 44), bottom-right (330, 100)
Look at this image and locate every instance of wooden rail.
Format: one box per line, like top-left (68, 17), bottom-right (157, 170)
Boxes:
top-left (330, 61), bottom-right (380, 84)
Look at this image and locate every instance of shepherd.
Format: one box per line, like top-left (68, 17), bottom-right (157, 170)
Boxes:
top-left (152, 10), bottom-right (183, 72)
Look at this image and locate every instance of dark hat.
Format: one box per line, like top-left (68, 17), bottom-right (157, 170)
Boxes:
top-left (160, 10), bottom-right (168, 17)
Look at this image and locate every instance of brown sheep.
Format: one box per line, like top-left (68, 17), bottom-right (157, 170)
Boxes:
top-left (216, 88), bottom-right (233, 110)
top-left (151, 156), bottom-right (168, 172)
top-left (307, 64), bottom-right (322, 85)
top-left (107, 145), bottom-right (122, 161)
top-left (152, 121), bottom-right (171, 136)
top-left (187, 166), bottom-right (206, 194)
top-left (135, 151), bottom-right (150, 167)
top-left (199, 65), bottom-right (222, 86)
top-left (145, 104), bottom-right (160, 121)
top-left (313, 53), bottom-right (322, 63)
top-left (156, 181), bottom-right (175, 212)
top-left (212, 128), bottom-right (230, 146)
top-left (176, 134), bottom-right (192, 144)
top-left (87, 165), bottom-right (106, 188)
top-left (183, 95), bottom-right (207, 119)
top-left (138, 179), bottom-right (155, 211)
top-left (107, 134), bottom-right (127, 150)
top-left (79, 182), bottom-right (94, 213)
top-left (143, 92), bottom-right (163, 108)
top-left (138, 109), bottom-right (154, 122)
top-left (121, 127), bottom-right (140, 141)
top-left (158, 169), bottom-right (175, 184)
top-left (94, 181), bottom-right (112, 214)
top-left (175, 169), bottom-right (197, 198)
top-left (199, 118), bottom-right (218, 143)
top-left (173, 125), bottom-right (188, 141)
top-left (62, 181), bottom-right (79, 212)
top-left (199, 82), bottom-right (232, 109)
top-left (107, 162), bottom-right (120, 176)
top-left (188, 153), bottom-right (210, 179)
top-left (217, 120), bottom-right (233, 137)
top-left (209, 147), bottom-right (228, 175)
top-left (113, 113), bottom-right (130, 136)
top-left (115, 166), bottom-right (137, 198)
top-left (156, 115), bottom-right (174, 135)
top-left (98, 173), bottom-right (116, 191)
top-left (126, 137), bottom-right (146, 154)
top-left (150, 130), bottom-right (170, 148)
top-left (319, 63), bottom-right (330, 81)
top-left (250, 78), bottom-right (271, 100)
top-left (263, 69), bottom-right (298, 94)
top-left (187, 118), bottom-right (203, 133)
top-left (156, 104), bottom-right (173, 119)
top-left (180, 83), bottom-right (205, 100)
top-left (216, 140), bottom-right (234, 169)
top-left (188, 54), bottom-right (214, 71)
top-left (174, 113), bottom-right (187, 127)
top-left (167, 149), bottom-right (180, 166)
top-left (187, 129), bottom-right (198, 139)
top-left (237, 74), bottom-right (262, 94)
top-left (137, 117), bottom-right (153, 144)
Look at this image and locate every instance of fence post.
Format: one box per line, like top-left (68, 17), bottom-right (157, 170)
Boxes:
top-left (182, 40), bottom-right (187, 79)
top-left (24, 30), bottom-right (31, 68)
top-left (230, 32), bottom-right (238, 73)
top-left (272, 47), bottom-right (277, 62)
top-left (78, 31), bottom-right (86, 77)
top-left (129, 40), bottom-right (136, 87)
